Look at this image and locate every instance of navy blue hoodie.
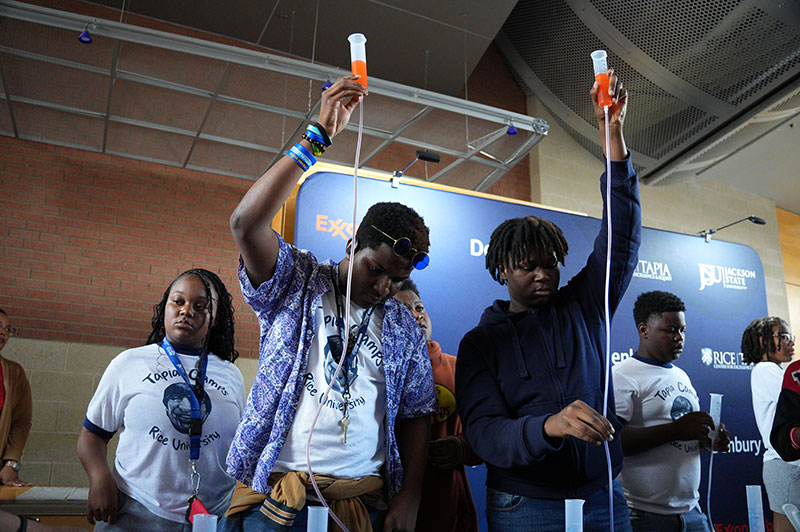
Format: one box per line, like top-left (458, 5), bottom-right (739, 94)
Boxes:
top-left (455, 157), bottom-right (641, 499)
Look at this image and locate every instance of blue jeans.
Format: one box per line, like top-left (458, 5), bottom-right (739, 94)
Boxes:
top-left (217, 502), bottom-right (386, 532)
top-left (486, 479), bottom-right (633, 532)
top-left (629, 506), bottom-right (712, 532)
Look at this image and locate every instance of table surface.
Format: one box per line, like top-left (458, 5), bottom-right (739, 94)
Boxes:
top-left (0, 486), bottom-right (88, 515)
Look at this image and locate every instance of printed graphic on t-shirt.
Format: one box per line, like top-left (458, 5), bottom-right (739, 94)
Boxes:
top-left (321, 313), bottom-right (382, 397)
top-left (434, 384), bottom-right (455, 423)
top-left (162, 382), bottom-right (211, 434)
top-left (654, 383), bottom-right (699, 454)
top-left (142, 369), bottom-right (221, 452)
top-left (670, 395), bottom-right (693, 421)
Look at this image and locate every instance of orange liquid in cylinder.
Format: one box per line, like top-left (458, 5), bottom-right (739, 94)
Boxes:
top-left (352, 60), bottom-right (368, 89)
top-left (595, 73), bottom-right (612, 108)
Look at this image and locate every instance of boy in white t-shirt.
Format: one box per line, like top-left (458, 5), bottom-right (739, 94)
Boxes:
top-left (613, 291), bottom-right (730, 532)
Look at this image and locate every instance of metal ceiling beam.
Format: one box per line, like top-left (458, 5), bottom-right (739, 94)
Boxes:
top-left (0, 0), bottom-right (548, 134)
top-left (183, 63), bottom-right (231, 167)
top-left (475, 132), bottom-right (543, 192)
top-left (564, 0), bottom-right (736, 118)
top-left (0, 45), bottom-right (109, 75)
top-left (0, 50), bottom-right (18, 137)
top-left (359, 107), bottom-right (431, 166)
top-left (495, 31), bottom-right (658, 168)
top-left (428, 126), bottom-right (508, 182)
top-left (101, 41), bottom-right (120, 153)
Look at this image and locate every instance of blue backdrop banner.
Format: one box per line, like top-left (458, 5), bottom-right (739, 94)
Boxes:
top-left (292, 169), bottom-right (770, 531)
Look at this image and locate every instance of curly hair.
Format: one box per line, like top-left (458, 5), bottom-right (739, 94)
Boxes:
top-left (485, 216), bottom-right (568, 285)
top-left (633, 291), bottom-right (686, 326)
top-left (741, 316), bottom-right (785, 364)
top-left (147, 268), bottom-right (238, 363)
top-left (398, 279), bottom-right (420, 297)
top-left (356, 202), bottom-right (430, 255)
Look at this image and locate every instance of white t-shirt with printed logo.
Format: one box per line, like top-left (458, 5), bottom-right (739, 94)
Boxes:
top-left (273, 289), bottom-right (386, 478)
top-left (85, 344), bottom-right (245, 522)
top-left (613, 355), bottom-right (702, 514)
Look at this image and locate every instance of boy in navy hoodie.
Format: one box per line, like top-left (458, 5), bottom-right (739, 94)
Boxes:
top-left (455, 70), bottom-right (640, 531)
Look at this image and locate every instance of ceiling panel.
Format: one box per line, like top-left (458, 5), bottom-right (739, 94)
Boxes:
top-left (3, 54), bottom-right (108, 113)
top-left (14, 102), bottom-right (104, 149)
top-left (187, 139), bottom-right (273, 178)
top-left (106, 121), bottom-right (194, 164)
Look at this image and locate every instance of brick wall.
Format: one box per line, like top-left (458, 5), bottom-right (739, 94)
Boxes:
top-left (0, 136), bottom-right (260, 356)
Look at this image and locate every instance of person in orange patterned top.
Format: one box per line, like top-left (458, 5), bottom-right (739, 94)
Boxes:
top-left (395, 280), bottom-right (481, 532)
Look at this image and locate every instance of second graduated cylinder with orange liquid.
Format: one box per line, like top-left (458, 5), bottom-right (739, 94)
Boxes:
top-left (595, 72), bottom-right (612, 108)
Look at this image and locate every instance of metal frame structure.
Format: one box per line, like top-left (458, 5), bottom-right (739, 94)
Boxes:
top-left (0, 0), bottom-right (548, 190)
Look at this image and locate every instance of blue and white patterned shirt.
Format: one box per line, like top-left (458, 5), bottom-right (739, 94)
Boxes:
top-left (226, 233), bottom-right (437, 497)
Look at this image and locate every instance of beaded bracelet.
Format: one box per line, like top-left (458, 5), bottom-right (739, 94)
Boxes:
top-left (302, 131), bottom-right (327, 156)
top-left (287, 143), bottom-right (316, 172)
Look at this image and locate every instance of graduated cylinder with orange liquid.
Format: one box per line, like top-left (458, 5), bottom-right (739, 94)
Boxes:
top-left (591, 50), bottom-right (612, 108)
top-left (348, 33), bottom-right (368, 89)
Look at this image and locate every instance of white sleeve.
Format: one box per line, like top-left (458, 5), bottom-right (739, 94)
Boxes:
top-left (613, 364), bottom-right (637, 424)
top-left (85, 353), bottom-right (128, 434)
top-left (751, 363), bottom-right (785, 447)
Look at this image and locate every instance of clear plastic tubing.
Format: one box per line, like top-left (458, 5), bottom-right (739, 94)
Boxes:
top-left (706, 393), bottom-right (723, 529)
top-left (591, 50), bottom-right (612, 109)
top-left (348, 33), bottom-right (368, 89)
top-left (746, 485), bottom-right (766, 532)
top-left (565, 499), bottom-right (584, 532)
top-left (307, 506), bottom-right (329, 532)
top-left (591, 48), bottom-right (614, 532)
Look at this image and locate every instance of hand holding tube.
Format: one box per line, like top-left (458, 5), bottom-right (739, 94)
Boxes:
top-left (317, 76), bottom-right (368, 140)
top-left (544, 399), bottom-right (615, 445)
top-left (589, 68), bottom-right (627, 160)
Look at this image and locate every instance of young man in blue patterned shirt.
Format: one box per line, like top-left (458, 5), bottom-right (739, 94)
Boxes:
top-left (220, 75), bottom-right (437, 532)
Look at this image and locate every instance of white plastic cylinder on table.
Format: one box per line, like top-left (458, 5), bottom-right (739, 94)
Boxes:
top-left (709, 393), bottom-right (723, 440)
top-left (746, 485), bottom-right (766, 532)
top-left (565, 499), bottom-right (584, 532)
top-left (307, 505), bottom-right (329, 532)
top-left (192, 513), bottom-right (218, 532)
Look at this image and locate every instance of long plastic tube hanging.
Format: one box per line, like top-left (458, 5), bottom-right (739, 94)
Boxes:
top-left (305, 34), bottom-right (368, 532)
top-left (591, 48), bottom-right (614, 532)
top-left (706, 393), bottom-right (723, 529)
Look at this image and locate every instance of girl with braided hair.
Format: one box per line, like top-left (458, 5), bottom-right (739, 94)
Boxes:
top-left (77, 269), bottom-right (245, 531)
top-left (744, 316), bottom-right (798, 532)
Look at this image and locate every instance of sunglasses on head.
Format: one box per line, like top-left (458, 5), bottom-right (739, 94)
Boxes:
top-left (371, 225), bottom-right (430, 270)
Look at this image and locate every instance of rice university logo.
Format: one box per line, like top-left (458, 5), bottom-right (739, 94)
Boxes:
top-left (701, 347), bottom-right (749, 370)
top-left (701, 348), bottom-right (713, 366)
top-left (698, 263), bottom-right (756, 291)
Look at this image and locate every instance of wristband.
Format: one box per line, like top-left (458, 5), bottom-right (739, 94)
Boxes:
top-left (791, 427), bottom-right (800, 450)
top-left (302, 131), bottom-right (327, 156)
top-left (287, 143), bottom-right (316, 172)
top-left (310, 122), bottom-right (332, 146)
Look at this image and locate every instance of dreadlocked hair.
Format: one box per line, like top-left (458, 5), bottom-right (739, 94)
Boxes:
top-left (741, 316), bottom-right (785, 364)
top-left (485, 216), bottom-right (568, 284)
top-left (147, 268), bottom-right (239, 363)
top-left (356, 202), bottom-right (430, 255)
top-left (633, 290), bottom-right (686, 326)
